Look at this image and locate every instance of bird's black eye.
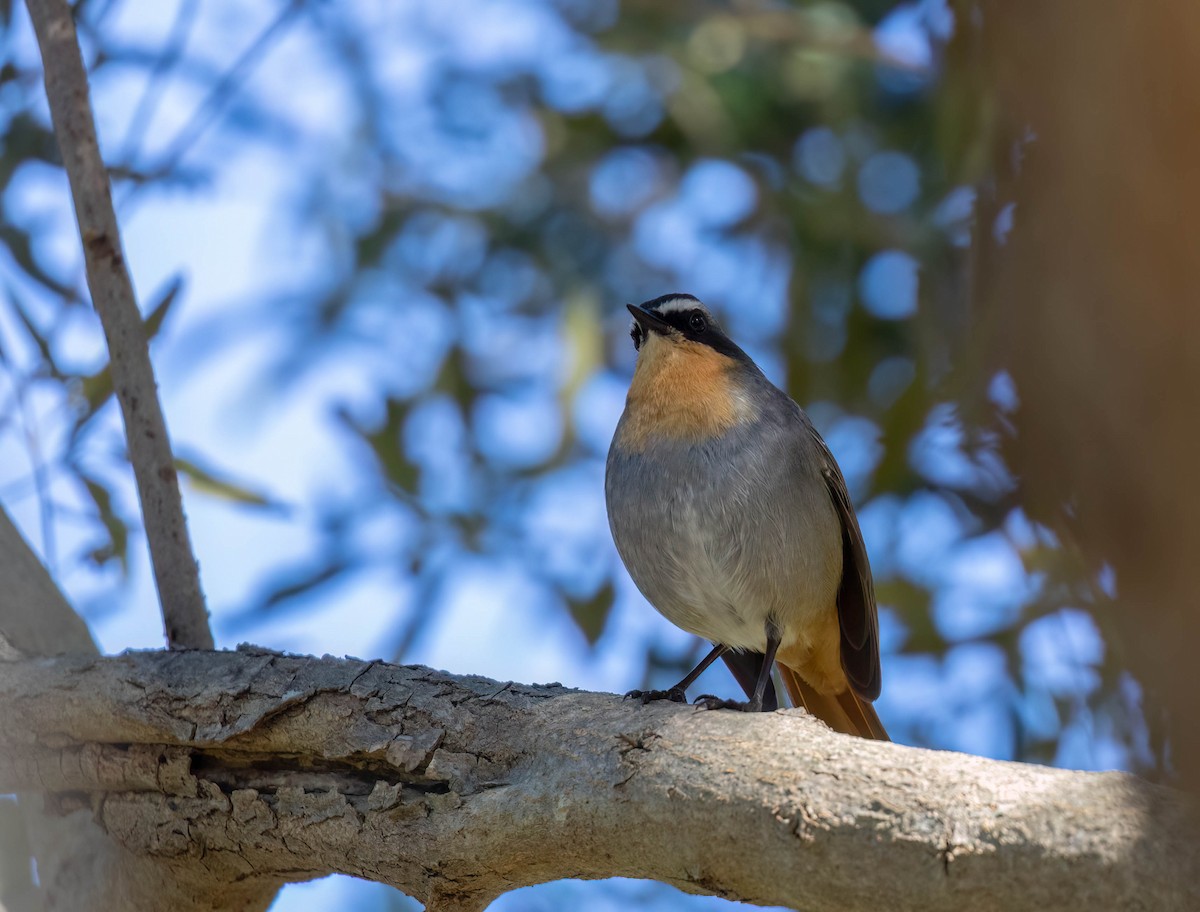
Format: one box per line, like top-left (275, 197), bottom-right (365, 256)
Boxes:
top-left (688, 311), bottom-right (707, 333)
top-left (630, 321), bottom-right (643, 351)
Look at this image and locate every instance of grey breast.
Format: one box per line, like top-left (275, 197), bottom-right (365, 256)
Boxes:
top-left (605, 387), bottom-right (843, 652)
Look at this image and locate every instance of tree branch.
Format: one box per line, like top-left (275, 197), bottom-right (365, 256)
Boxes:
top-left (0, 504), bottom-right (96, 657)
top-left (0, 505), bottom-right (262, 911)
top-left (0, 648), bottom-right (1195, 911)
top-left (25, 0), bottom-right (212, 650)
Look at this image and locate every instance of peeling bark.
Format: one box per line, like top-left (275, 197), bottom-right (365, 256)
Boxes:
top-left (0, 648), bottom-right (1195, 911)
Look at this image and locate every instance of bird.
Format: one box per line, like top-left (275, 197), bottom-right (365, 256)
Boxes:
top-left (605, 293), bottom-right (887, 740)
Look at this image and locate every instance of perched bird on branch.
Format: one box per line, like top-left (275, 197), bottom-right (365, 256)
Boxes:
top-left (606, 294), bottom-right (886, 740)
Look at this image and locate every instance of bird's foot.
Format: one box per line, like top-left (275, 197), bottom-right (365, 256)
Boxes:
top-left (693, 694), bottom-right (765, 713)
top-left (625, 686), bottom-right (688, 705)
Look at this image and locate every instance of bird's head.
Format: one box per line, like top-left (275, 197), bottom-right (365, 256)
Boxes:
top-left (618, 294), bottom-right (758, 449)
top-left (626, 294), bottom-right (748, 364)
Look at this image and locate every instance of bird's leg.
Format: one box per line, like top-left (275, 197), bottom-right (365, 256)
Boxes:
top-left (721, 651), bottom-right (779, 711)
top-left (626, 642), bottom-right (728, 704)
top-left (694, 624), bottom-right (781, 713)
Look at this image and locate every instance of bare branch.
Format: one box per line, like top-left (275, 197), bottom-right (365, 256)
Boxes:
top-left (0, 648), bottom-right (1196, 911)
top-left (25, 0), bottom-right (212, 650)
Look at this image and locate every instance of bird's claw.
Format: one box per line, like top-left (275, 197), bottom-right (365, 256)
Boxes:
top-left (624, 686), bottom-right (687, 705)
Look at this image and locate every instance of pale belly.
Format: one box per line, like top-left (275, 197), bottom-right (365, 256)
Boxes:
top-left (605, 424), bottom-right (843, 653)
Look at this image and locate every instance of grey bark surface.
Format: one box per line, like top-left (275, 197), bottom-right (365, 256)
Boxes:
top-left (24, 0), bottom-right (212, 651)
top-left (0, 506), bottom-right (272, 912)
top-left (0, 507), bottom-right (96, 658)
top-left (0, 647), bottom-right (1195, 912)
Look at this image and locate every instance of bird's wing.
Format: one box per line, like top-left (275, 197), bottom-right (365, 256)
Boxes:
top-left (813, 436), bottom-right (882, 702)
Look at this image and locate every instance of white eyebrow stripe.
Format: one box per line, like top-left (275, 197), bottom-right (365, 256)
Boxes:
top-left (651, 296), bottom-right (710, 317)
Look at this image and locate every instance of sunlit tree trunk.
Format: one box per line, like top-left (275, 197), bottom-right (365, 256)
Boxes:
top-left (976, 0), bottom-right (1200, 788)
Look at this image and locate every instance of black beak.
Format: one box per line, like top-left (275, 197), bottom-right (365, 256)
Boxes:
top-left (626, 303), bottom-right (672, 336)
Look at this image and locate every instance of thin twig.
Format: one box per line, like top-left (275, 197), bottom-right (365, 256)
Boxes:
top-left (116, 0), bottom-right (200, 167)
top-left (0, 325), bottom-right (56, 569)
top-left (13, 367), bottom-right (57, 573)
top-left (125, 0), bottom-right (305, 196)
top-left (26, 0), bottom-right (213, 649)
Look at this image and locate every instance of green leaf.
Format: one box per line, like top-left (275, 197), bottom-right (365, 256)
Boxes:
top-left (875, 577), bottom-right (937, 652)
top-left (0, 226), bottom-right (76, 301)
top-left (142, 274), bottom-right (185, 341)
top-left (5, 284), bottom-right (63, 379)
top-left (567, 579), bottom-right (615, 646)
top-left (74, 367), bottom-right (114, 430)
top-left (337, 398), bottom-right (419, 494)
top-left (80, 475), bottom-right (129, 574)
top-left (433, 346), bottom-right (472, 407)
top-left (174, 455), bottom-right (289, 512)
top-left (69, 275), bottom-right (185, 443)
top-left (256, 558), bottom-right (349, 614)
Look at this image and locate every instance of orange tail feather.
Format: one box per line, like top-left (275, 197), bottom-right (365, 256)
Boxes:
top-left (779, 666), bottom-right (889, 741)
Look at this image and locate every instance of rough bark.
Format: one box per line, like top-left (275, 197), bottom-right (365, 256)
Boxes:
top-left (25, 0), bottom-right (212, 651)
top-left (0, 648), bottom-right (1194, 912)
top-left (0, 506), bottom-right (271, 912)
top-left (0, 503), bottom-right (107, 912)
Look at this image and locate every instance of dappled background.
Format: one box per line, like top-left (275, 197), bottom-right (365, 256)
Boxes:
top-left (0, 0), bottom-right (1156, 909)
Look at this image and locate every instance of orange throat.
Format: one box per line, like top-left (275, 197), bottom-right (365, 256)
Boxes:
top-left (616, 335), bottom-right (755, 451)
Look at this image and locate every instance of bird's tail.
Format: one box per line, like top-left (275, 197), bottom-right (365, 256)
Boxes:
top-left (779, 666), bottom-right (889, 741)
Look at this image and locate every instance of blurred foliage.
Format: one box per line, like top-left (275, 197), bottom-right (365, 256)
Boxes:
top-left (0, 0), bottom-right (1152, 787)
